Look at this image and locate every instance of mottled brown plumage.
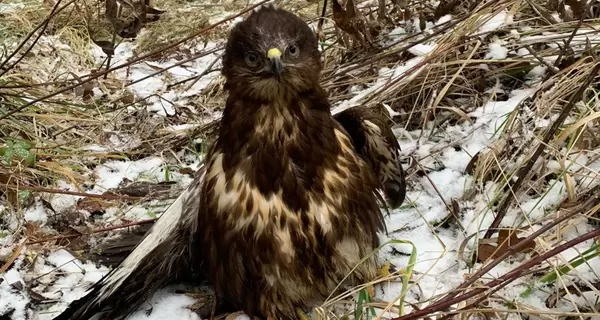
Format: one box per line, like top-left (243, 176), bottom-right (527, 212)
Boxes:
top-left (53, 5), bottom-right (405, 320)
top-left (201, 6), bottom-right (385, 318)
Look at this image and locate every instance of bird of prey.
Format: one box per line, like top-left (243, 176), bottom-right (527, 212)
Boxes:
top-left (53, 5), bottom-right (405, 320)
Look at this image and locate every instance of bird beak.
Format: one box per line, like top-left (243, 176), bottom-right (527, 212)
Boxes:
top-left (267, 48), bottom-right (283, 78)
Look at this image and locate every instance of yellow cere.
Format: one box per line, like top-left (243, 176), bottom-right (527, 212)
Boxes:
top-left (267, 48), bottom-right (282, 59)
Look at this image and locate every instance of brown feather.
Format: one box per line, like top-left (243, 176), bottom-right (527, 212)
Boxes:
top-left (334, 106), bottom-right (406, 209)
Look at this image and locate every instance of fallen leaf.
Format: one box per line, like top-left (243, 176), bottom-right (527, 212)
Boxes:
top-left (76, 198), bottom-right (108, 215)
top-left (477, 229), bottom-right (536, 262)
top-left (91, 39), bottom-right (115, 56)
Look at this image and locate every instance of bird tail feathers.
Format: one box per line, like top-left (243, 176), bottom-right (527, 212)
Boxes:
top-left (52, 166), bottom-right (207, 320)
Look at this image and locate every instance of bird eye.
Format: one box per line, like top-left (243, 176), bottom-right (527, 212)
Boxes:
top-left (245, 52), bottom-right (259, 67)
top-left (286, 43), bottom-right (300, 58)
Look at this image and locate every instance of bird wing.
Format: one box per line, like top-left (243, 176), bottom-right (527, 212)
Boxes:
top-left (52, 166), bottom-right (207, 320)
top-left (333, 106), bottom-right (406, 209)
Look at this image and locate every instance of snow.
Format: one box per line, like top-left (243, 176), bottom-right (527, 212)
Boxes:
top-left (478, 10), bottom-right (514, 35)
top-left (0, 272), bottom-right (29, 320)
top-left (91, 157), bottom-right (165, 193)
top-left (0, 2), bottom-right (24, 13)
top-left (1, 2), bottom-right (599, 320)
top-left (485, 39), bottom-right (509, 59)
top-left (90, 40), bottom-right (223, 117)
top-left (23, 200), bottom-right (48, 224)
top-left (124, 288), bottom-right (200, 320)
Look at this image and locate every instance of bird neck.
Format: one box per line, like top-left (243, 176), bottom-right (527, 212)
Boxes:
top-left (214, 87), bottom-right (345, 202)
top-left (217, 87), bottom-right (336, 155)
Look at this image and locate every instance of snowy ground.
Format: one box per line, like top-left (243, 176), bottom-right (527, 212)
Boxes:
top-left (2, 1), bottom-right (600, 320)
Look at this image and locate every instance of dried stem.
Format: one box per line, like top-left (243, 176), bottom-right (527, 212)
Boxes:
top-left (26, 218), bottom-right (157, 245)
top-left (0, 0), bottom-right (74, 77)
top-left (0, 184), bottom-right (144, 201)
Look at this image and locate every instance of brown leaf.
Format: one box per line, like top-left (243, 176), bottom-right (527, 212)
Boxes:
top-left (82, 81), bottom-right (95, 101)
top-left (0, 170), bottom-right (18, 207)
top-left (42, 0), bottom-right (56, 8)
top-left (119, 17), bottom-right (144, 38)
top-left (476, 243), bottom-right (498, 263)
top-left (464, 151), bottom-right (480, 175)
top-left (477, 229), bottom-right (536, 263)
top-left (120, 91), bottom-right (136, 104)
top-left (419, 12), bottom-right (426, 31)
top-left (76, 198), bottom-right (107, 215)
top-left (179, 167), bottom-right (196, 175)
top-left (451, 198), bottom-right (460, 215)
top-left (91, 40), bottom-right (115, 56)
top-left (332, 0), bottom-right (375, 48)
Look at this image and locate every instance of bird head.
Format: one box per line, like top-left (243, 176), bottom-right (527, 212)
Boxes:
top-left (222, 5), bottom-right (322, 101)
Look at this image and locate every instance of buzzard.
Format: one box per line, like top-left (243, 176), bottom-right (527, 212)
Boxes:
top-left (53, 5), bottom-right (405, 320)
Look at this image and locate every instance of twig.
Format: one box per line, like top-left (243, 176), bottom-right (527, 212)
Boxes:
top-left (524, 45), bottom-right (559, 74)
top-left (126, 46), bottom-right (223, 89)
top-left (0, 184), bottom-right (144, 201)
top-left (167, 55), bottom-right (220, 89)
top-left (483, 59), bottom-right (600, 239)
top-left (321, 0), bottom-right (501, 82)
top-left (413, 156), bottom-right (464, 232)
top-left (183, 55), bottom-right (221, 92)
top-left (317, 0), bottom-right (329, 39)
top-left (26, 219), bottom-right (157, 245)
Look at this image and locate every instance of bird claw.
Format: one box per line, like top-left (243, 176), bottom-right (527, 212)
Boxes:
top-left (224, 311), bottom-right (250, 320)
top-left (296, 308), bottom-right (311, 320)
top-left (182, 287), bottom-right (216, 318)
top-left (377, 262), bottom-right (392, 277)
top-left (365, 262), bottom-right (394, 299)
top-left (367, 284), bottom-right (376, 299)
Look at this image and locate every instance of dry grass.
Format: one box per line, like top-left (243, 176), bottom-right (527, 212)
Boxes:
top-left (2, 0), bottom-right (600, 319)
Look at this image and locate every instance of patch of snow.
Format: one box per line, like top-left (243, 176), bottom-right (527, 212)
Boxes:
top-left (5, 3), bottom-right (598, 319)
top-left (526, 65), bottom-right (547, 79)
top-left (23, 200), bottom-right (48, 224)
top-left (519, 180), bottom-right (566, 221)
top-left (0, 2), bottom-right (24, 13)
top-left (91, 157), bottom-right (165, 193)
top-left (407, 43), bottom-right (437, 56)
top-left (48, 180), bottom-right (84, 214)
top-left (435, 15), bottom-right (452, 26)
top-left (124, 287), bottom-right (200, 320)
top-left (485, 40), bottom-right (509, 59)
top-left (478, 10), bottom-right (514, 35)
top-left (0, 269), bottom-right (29, 320)
top-left (332, 56), bottom-right (426, 114)
top-left (89, 40), bottom-right (222, 116)
top-left (45, 249), bottom-right (109, 308)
